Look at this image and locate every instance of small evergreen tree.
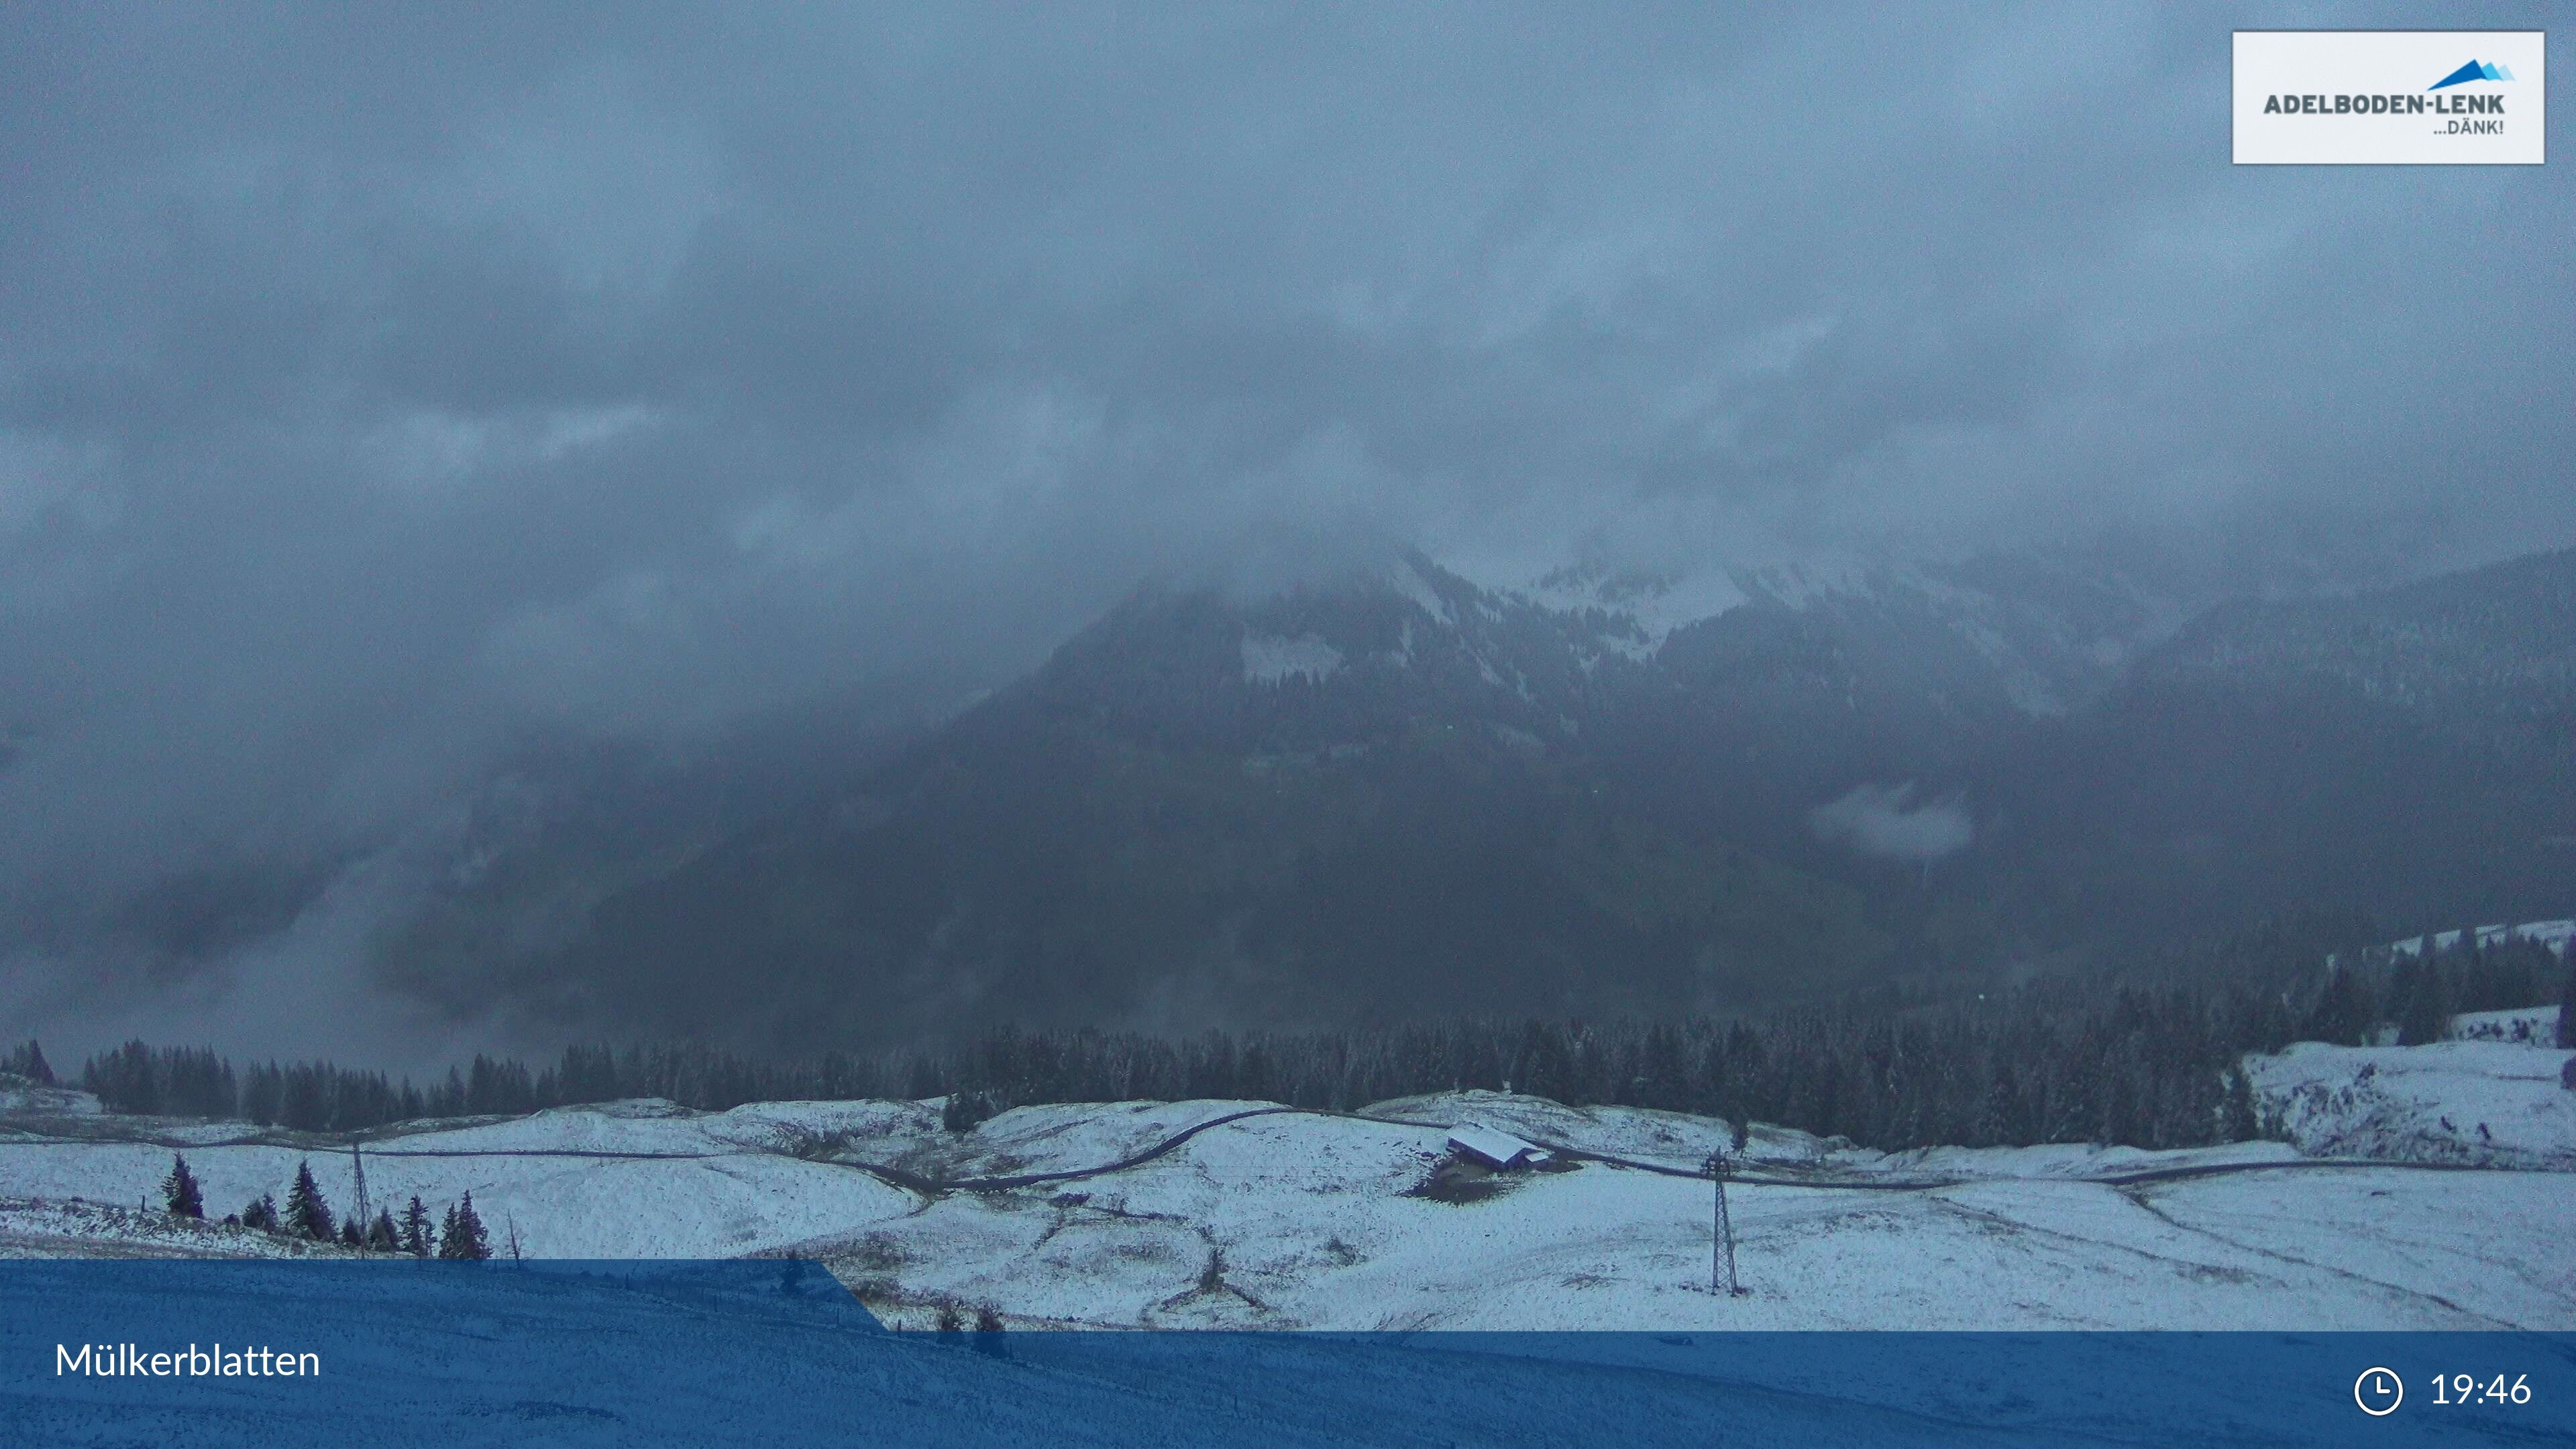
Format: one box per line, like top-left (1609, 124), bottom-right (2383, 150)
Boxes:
top-left (401, 1195), bottom-right (433, 1257)
top-left (160, 1153), bottom-right (205, 1219)
top-left (239, 1193), bottom-right (281, 1233)
top-left (2220, 1067), bottom-right (2261, 1142)
top-left (941, 1089), bottom-right (994, 1134)
top-left (369, 1208), bottom-right (399, 1252)
top-left (437, 1193), bottom-right (491, 1259)
top-left (283, 1160), bottom-right (335, 1242)
top-left (338, 1218), bottom-right (364, 1248)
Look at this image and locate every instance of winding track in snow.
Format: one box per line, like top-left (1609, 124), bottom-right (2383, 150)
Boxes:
top-left (11, 1106), bottom-right (2559, 1197)
top-left (811, 1107), bottom-right (2565, 1199)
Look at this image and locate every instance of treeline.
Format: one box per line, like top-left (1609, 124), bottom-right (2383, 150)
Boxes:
top-left (72, 1043), bottom-right (909, 1133)
top-left (77, 1047), bottom-right (537, 1130)
top-left (53, 930), bottom-right (2575, 1153)
top-left (2310, 936), bottom-right (2565, 1047)
top-left (159, 1152), bottom-right (496, 1258)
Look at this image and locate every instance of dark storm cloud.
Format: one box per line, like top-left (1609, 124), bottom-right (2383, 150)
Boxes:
top-left (1, 2), bottom-right (2569, 1061)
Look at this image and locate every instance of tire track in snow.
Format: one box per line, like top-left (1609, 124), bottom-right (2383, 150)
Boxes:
top-left (2112, 1185), bottom-right (2526, 1329)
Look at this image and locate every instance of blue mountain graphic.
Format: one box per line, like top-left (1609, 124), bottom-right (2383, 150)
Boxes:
top-left (2429, 60), bottom-right (2514, 91)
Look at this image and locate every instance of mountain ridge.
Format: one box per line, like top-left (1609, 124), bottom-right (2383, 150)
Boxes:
top-left (360, 541), bottom-right (2576, 1050)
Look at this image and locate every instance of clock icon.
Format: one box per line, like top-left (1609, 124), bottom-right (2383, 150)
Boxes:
top-left (2356, 1366), bottom-right (2404, 1417)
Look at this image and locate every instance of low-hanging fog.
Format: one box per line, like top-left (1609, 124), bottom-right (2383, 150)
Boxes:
top-left (3, 2), bottom-right (2569, 1069)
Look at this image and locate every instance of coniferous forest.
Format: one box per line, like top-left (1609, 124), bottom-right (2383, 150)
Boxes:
top-left (38, 925), bottom-right (2569, 1157)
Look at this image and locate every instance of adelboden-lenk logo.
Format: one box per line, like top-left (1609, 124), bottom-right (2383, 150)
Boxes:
top-left (2429, 58), bottom-right (2515, 89)
top-left (2235, 31), bottom-right (2544, 164)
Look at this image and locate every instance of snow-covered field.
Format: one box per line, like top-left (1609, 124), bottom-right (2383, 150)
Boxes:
top-left (4, 1018), bottom-right (2569, 1331)
top-left (2247, 1012), bottom-right (2576, 1169)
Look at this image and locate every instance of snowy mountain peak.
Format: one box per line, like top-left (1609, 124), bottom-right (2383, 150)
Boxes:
top-left (1511, 564), bottom-right (1751, 661)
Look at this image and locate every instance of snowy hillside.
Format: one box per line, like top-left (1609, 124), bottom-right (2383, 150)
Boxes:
top-left (4, 1024), bottom-right (2569, 1331)
top-left (2245, 1008), bottom-right (2573, 1169)
top-left (0, 1075), bottom-right (99, 1116)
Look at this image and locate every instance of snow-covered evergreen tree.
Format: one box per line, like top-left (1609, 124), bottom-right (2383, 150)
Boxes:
top-left (284, 1160), bottom-right (335, 1242)
top-left (2, 1039), bottom-right (52, 1084)
top-left (2221, 1066), bottom-right (2261, 1142)
top-left (401, 1195), bottom-right (433, 1256)
top-left (437, 1193), bottom-right (491, 1259)
top-left (369, 1208), bottom-right (399, 1252)
top-left (239, 1192), bottom-right (281, 1233)
top-left (160, 1153), bottom-right (204, 1218)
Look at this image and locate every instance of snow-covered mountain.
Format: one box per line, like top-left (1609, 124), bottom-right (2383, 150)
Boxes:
top-left (339, 543), bottom-right (2576, 1049)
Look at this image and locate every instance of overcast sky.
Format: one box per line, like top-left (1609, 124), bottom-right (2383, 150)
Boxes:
top-left (3, 3), bottom-right (2569, 1065)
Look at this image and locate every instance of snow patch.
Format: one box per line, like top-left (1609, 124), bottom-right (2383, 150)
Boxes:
top-left (1731, 555), bottom-right (1880, 610)
top-left (1515, 568), bottom-right (1748, 661)
top-left (2448, 1006), bottom-right (2563, 1044)
top-left (2391, 920), bottom-right (2574, 959)
top-left (1240, 632), bottom-right (1344, 685)
top-left (1384, 559), bottom-right (1455, 629)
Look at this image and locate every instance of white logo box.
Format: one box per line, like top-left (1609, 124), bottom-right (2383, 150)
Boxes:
top-left (2234, 30), bottom-right (2544, 164)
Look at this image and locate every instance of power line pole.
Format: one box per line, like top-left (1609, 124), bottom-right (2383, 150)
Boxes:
top-left (349, 1140), bottom-right (370, 1230)
top-left (1705, 1151), bottom-right (1743, 1297)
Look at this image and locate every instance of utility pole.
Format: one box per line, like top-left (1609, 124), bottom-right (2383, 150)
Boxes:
top-left (1705, 1151), bottom-right (1743, 1296)
top-left (349, 1140), bottom-right (370, 1230)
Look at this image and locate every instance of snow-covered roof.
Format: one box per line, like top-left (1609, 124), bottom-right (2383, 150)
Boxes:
top-left (1447, 1124), bottom-right (1544, 1169)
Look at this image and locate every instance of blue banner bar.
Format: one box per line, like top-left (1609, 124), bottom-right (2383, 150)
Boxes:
top-left (3, 1260), bottom-right (2567, 1446)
